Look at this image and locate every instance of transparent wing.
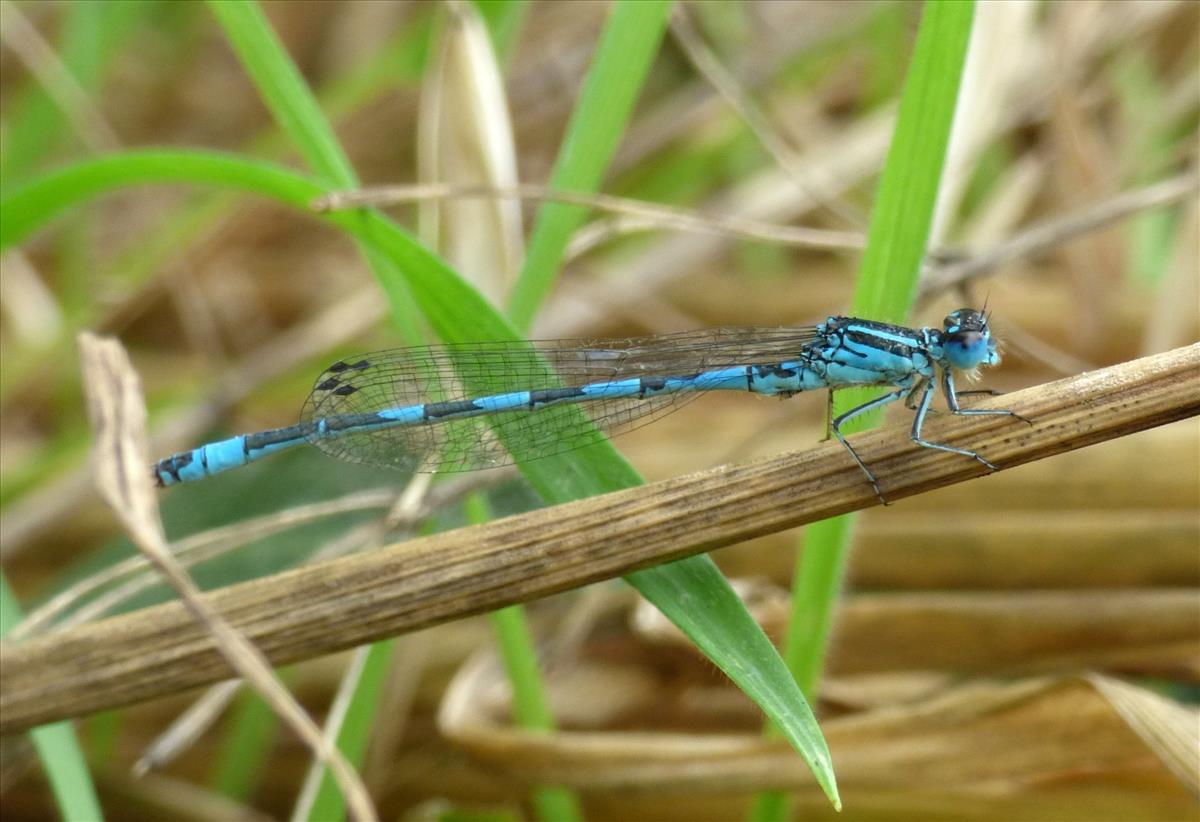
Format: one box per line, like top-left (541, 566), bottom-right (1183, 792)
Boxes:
top-left (299, 326), bottom-right (820, 473)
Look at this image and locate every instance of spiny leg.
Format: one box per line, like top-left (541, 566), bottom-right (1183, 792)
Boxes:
top-left (942, 371), bottom-right (1033, 425)
top-left (910, 375), bottom-right (1000, 470)
top-left (904, 379), bottom-right (933, 411)
top-left (830, 386), bottom-right (909, 504)
top-left (906, 386), bottom-right (1002, 412)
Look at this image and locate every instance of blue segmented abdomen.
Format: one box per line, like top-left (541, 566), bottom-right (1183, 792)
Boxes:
top-left (153, 345), bottom-right (826, 486)
top-left (297, 349), bottom-right (818, 480)
top-left (153, 426), bottom-right (312, 486)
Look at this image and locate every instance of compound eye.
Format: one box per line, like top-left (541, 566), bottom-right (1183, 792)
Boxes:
top-left (949, 330), bottom-right (984, 348)
top-left (944, 329), bottom-right (992, 369)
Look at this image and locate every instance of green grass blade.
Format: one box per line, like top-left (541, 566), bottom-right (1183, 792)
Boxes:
top-left (206, 0), bottom-right (422, 344)
top-left (491, 603), bottom-right (583, 821)
top-left (753, 3), bottom-right (976, 819)
top-left (471, 0), bottom-right (530, 61)
top-left (777, 514), bottom-right (856, 700)
top-left (803, 0), bottom-right (977, 678)
top-left (489, 2), bottom-right (827, 808)
top-left (0, 0), bottom-right (149, 183)
top-left (302, 641), bottom-right (396, 822)
top-left (0, 148), bottom-right (839, 807)
top-left (506, 0), bottom-right (673, 331)
top-left (473, 495), bottom-right (583, 822)
top-left (185, 5), bottom-right (424, 789)
top-left (2, 573), bottom-right (104, 821)
top-left (208, 686), bottom-right (279, 800)
top-left (854, 0), bottom-right (977, 318)
top-left (492, 602), bottom-right (565, 730)
top-left (0, 10), bottom-right (436, 409)
top-left (629, 560), bottom-right (839, 806)
top-left (423, 4), bottom-right (574, 810)
top-left (0, 152), bottom-right (315, 250)
top-left (207, 0), bottom-right (357, 186)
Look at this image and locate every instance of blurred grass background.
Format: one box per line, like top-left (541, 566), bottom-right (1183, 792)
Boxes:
top-left (1, 1), bottom-right (1197, 820)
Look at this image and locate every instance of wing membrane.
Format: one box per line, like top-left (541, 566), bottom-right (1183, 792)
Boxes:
top-left (300, 327), bottom-right (819, 473)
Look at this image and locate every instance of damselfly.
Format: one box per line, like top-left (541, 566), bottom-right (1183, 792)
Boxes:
top-left (153, 308), bottom-right (1030, 501)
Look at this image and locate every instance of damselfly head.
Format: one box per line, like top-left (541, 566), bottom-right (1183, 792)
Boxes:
top-left (942, 308), bottom-right (1001, 371)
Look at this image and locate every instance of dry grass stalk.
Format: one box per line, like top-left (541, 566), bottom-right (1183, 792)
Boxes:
top-left (73, 333), bottom-right (377, 822)
top-left (2, 342), bottom-right (1196, 734)
top-left (438, 650), bottom-right (1197, 810)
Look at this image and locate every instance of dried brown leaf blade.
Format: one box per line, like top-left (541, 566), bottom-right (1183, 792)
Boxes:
top-left (418, 0), bottom-right (523, 302)
top-left (1087, 673), bottom-right (1200, 798)
top-left (439, 668), bottom-right (1197, 808)
top-left (73, 333), bottom-right (377, 822)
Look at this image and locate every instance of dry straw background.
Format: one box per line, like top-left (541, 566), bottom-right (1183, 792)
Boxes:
top-left (1, 1), bottom-right (1197, 820)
